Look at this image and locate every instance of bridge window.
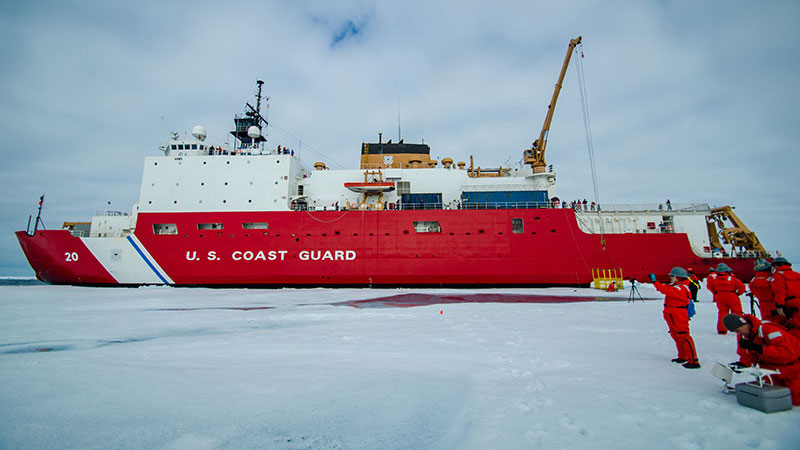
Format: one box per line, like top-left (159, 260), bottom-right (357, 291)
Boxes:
top-left (197, 223), bottom-right (223, 230)
top-left (512, 218), bottom-right (523, 234)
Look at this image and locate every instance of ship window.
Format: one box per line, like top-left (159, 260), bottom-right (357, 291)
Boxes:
top-left (171, 144), bottom-right (177, 150)
top-left (197, 223), bottom-right (223, 230)
top-left (242, 222), bottom-right (269, 230)
top-left (512, 218), bottom-right (523, 234)
top-left (178, 144), bottom-right (184, 150)
top-left (152, 223), bottom-right (177, 235)
top-left (192, 144), bottom-right (197, 150)
top-left (413, 221), bottom-right (441, 233)
top-left (397, 181), bottom-right (411, 195)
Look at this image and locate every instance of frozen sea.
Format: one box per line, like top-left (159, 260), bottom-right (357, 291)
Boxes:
top-left (0, 283), bottom-right (797, 450)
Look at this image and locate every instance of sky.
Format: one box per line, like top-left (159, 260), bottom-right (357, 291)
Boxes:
top-left (1, 285), bottom-right (799, 449)
top-left (1, 0), bottom-right (799, 276)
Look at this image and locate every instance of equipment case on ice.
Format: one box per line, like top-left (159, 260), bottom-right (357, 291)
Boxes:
top-left (735, 382), bottom-right (792, 413)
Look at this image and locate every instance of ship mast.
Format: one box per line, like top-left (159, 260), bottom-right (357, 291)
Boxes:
top-left (231, 80), bottom-right (268, 149)
top-left (525, 36), bottom-right (582, 173)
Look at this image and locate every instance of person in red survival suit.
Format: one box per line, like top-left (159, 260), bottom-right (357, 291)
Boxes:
top-left (723, 313), bottom-right (800, 406)
top-left (650, 267), bottom-right (700, 369)
top-left (708, 263), bottom-right (745, 335)
top-left (771, 257), bottom-right (800, 340)
top-left (749, 259), bottom-right (781, 323)
top-left (705, 265), bottom-right (718, 289)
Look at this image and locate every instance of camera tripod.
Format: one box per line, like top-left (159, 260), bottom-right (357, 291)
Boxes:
top-left (628, 279), bottom-right (644, 303)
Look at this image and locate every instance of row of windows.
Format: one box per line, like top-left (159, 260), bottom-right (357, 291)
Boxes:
top-left (152, 219), bottom-right (548, 236)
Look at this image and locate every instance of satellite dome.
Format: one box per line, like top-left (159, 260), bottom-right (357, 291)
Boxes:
top-left (191, 125), bottom-right (207, 141)
top-left (247, 126), bottom-right (261, 139)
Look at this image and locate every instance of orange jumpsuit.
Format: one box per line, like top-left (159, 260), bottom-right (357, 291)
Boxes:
top-left (735, 314), bottom-right (800, 406)
top-left (749, 271), bottom-right (779, 322)
top-left (772, 264), bottom-right (800, 340)
top-left (708, 273), bottom-right (745, 334)
top-left (655, 279), bottom-right (699, 365)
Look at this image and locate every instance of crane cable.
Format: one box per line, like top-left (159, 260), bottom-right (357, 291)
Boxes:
top-left (574, 42), bottom-right (606, 249)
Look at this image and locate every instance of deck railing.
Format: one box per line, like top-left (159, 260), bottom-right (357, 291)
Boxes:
top-left (294, 202), bottom-right (713, 213)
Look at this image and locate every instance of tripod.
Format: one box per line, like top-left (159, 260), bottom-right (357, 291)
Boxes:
top-left (628, 279), bottom-right (644, 303)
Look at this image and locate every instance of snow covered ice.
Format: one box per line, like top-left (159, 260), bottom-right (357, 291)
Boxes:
top-left (1, 284), bottom-right (798, 450)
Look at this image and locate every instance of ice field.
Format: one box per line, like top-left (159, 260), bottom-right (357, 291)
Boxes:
top-left (1, 284), bottom-right (798, 450)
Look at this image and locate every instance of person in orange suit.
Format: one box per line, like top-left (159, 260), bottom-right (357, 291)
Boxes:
top-left (749, 259), bottom-right (780, 322)
top-left (771, 257), bottom-right (800, 340)
top-left (724, 313), bottom-right (800, 406)
top-left (708, 263), bottom-right (745, 335)
top-left (650, 267), bottom-right (700, 369)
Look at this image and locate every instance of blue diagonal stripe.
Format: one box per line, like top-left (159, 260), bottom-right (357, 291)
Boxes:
top-left (126, 236), bottom-right (169, 285)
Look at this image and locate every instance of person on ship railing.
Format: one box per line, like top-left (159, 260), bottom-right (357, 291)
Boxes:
top-left (708, 263), bottom-right (746, 335)
top-left (772, 257), bottom-right (800, 340)
top-left (649, 267), bottom-right (701, 369)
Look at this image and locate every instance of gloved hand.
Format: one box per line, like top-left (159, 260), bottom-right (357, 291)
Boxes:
top-left (648, 273), bottom-right (657, 283)
top-left (739, 339), bottom-right (763, 353)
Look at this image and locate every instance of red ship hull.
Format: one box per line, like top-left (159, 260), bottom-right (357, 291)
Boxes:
top-left (16, 209), bottom-right (756, 286)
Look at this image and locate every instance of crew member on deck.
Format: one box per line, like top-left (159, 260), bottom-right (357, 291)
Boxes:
top-left (708, 263), bottom-right (745, 335)
top-left (650, 267), bottom-right (700, 369)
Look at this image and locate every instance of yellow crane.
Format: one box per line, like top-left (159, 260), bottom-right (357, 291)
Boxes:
top-left (707, 206), bottom-right (768, 257)
top-left (525, 36), bottom-right (582, 173)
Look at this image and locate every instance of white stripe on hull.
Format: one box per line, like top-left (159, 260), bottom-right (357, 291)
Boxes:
top-left (80, 236), bottom-right (172, 284)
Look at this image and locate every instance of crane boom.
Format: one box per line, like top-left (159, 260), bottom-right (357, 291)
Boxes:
top-left (525, 36), bottom-right (582, 173)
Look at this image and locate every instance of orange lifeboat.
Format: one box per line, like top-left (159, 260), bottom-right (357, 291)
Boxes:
top-left (344, 181), bottom-right (395, 193)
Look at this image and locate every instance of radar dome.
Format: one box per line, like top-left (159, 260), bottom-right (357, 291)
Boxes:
top-left (247, 126), bottom-right (261, 139)
top-left (191, 125), bottom-right (207, 141)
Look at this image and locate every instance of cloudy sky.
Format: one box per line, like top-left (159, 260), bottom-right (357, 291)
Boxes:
top-left (1, 0), bottom-right (798, 276)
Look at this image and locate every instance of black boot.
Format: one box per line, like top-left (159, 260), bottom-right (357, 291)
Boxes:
top-left (682, 362), bottom-right (701, 369)
top-left (671, 358), bottom-right (687, 363)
